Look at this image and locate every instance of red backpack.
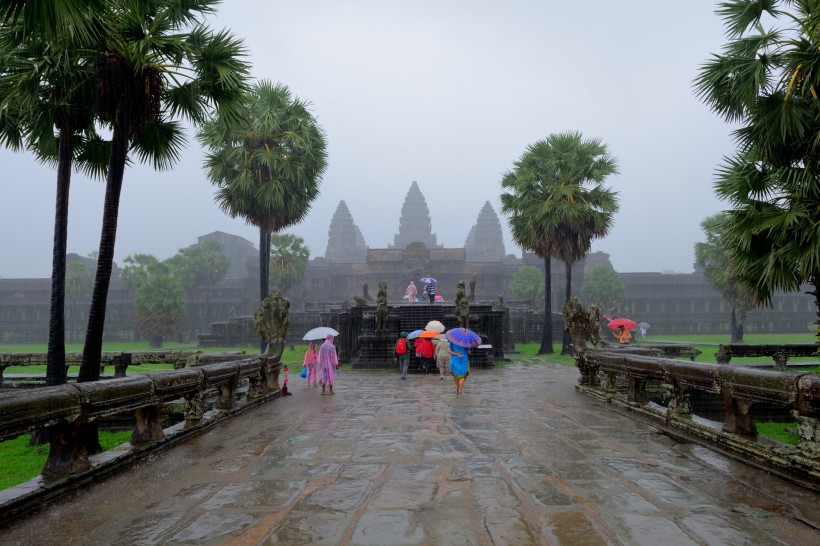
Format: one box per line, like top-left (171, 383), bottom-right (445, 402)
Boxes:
top-left (395, 338), bottom-right (407, 355)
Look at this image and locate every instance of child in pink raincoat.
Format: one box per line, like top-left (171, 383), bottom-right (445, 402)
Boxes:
top-left (303, 342), bottom-right (319, 387)
top-left (318, 334), bottom-right (339, 395)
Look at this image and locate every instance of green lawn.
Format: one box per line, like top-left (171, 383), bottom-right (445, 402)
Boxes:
top-left (0, 430), bottom-right (132, 490)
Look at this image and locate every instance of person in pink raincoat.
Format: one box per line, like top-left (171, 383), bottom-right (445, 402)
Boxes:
top-left (318, 334), bottom-right (339, 395)
top-left (303, 342), bottom-right (319, 387)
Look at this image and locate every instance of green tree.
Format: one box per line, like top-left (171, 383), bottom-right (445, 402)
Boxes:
top-left (79, 0), bottom-right (250, 382)
top-left (122, 254), bottom-right (184, 347)
top-left (694, 0), bottom-right (820, 340)
top-left (581, 265), bottom-right (624, 317)
top-left (507, 265), bottom-right (545, 310)
top-left (269, 233), bottom-right (310, 295)
top-left (200, 81), bottom-right (328, 352)
top-left (168, 240), bottom-right (230, 329)
top-left (695, 213), bottom-right (759, 342)
top-left (0, 9), bottom-right (107, 386)
top-left (501, 131), bottom-right (619, 354)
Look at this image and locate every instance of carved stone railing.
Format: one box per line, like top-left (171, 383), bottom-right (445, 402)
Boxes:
top-left (578, 349), bottom-right (820, 486)
top-left (0, 355), bottom-right (281, 479)
top-left (600, 342), bottom-right (702, 361)
top-left (0, 350), bottom-right (206, 384)
top-left (715, 343), bottom-right (820, 370)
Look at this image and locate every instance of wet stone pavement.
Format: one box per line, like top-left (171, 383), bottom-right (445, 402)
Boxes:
top-left (4, 363), bottom-right (820, 545)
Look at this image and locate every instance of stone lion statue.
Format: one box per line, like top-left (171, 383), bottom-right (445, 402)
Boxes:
top-left (375, 281), bottom-right (388, 331)
top-left (455, 280), bottom-right (470, 328)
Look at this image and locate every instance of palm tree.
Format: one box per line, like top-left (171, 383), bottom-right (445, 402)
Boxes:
top-left (78, 0), bottom-right (250, 382)
top-left (694, 0), bottom-right (820, 340)
top-left (0, 0), bottom-right (105, 41)
top-left (501, 132), bottom-right (618, 354)
top-left (0, 12), bottom-right (107, 386)
top-left (695, 214), bottom-right (758, 342)
top-left (200, 81), bottom-right (328, 353)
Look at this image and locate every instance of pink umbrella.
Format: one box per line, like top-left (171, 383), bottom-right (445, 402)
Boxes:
top-left (607, 318), bottom-right (637, 330)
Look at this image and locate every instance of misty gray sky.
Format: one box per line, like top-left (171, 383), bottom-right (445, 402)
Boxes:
top-left (0, 0), bottom-right (735, 279)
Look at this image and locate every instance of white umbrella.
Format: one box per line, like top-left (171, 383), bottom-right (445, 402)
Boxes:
top-left (425, 320), bottom-right (446, 333)
top-left (302, 327), bottom-right (340, 341)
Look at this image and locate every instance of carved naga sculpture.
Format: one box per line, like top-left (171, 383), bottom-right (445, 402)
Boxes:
top-left (562, 297), bottom-right (601, 386)
top-left (253, 291), bottom-right (291, 360)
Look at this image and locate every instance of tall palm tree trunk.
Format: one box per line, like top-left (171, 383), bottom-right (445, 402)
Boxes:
top-left (259, 227), bottom-right (270, 353)
top-left (539, 256), bottom-right (554, 354)
top-left (561, 260), bottom-right (573, 355)
top-left (46, 128), bottom-right (73, 386)
top-left (79, 114), bottom-right (130, 383)
top-left (810, 274), bottom-right (819, 343)
top-left (730, 308), bottom-right (738, 343)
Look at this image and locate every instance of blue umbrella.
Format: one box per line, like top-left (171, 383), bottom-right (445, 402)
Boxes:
top-left (419, 277), bottom-right (436, 284)
top-left (407, 329), bottom-right (425, 340)
top-left (446, 328), bottom-right (481, 348)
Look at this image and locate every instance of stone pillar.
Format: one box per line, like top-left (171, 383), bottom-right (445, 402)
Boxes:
top-left (721, 388), bottom-right (756, 434)
top-left (43, 418), bottom-right (91, 476)
top-left (794, 411), bottom-right (820, 459)
top-left (132, 404), bottom-right (165, 446)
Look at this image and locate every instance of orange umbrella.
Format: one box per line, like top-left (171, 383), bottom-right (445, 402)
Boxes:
top-left (418, 330), bottom-right (441, 339)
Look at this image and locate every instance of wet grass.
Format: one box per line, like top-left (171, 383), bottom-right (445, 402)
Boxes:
top-left (0, 430), bottom-right (132, 490)
top-left (756, 421), bottom-right (800, 446)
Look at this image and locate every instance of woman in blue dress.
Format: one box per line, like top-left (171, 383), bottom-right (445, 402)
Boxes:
top-left (447, 341), bottom-right (469, 395)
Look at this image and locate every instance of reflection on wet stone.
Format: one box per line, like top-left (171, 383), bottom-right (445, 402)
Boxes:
top-left (302, 478), bottom-right (372, 510)
top-left (169, 512), bottom-right (258, 543)
top-left (351, 511), bottom-right (425, 546)
top-left (370, 480), bottom-right (436, 509)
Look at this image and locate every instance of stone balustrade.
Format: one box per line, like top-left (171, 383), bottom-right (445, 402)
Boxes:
top-left (578, 348), bottom-right (820, 486)
top-left (0, 355), bottom-right (281, 478)
top-left (715, 343), bottom-right (820, 369)
top-left (0, 350), bottom-right (205, 384)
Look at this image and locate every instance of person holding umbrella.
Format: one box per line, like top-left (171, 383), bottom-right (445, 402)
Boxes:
top-left (446, 328), bottom-right (481, 395)
top-left (421, 277), bottom-right (437, 304)
top-left (318, 334), bottom-right (339, 395)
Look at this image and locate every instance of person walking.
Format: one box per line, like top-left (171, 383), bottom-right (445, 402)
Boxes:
top-left (303, 342), bottom-right (319, 387)
top-left (448, 341), bottom-right (469, 395)
top-left (419, 336), bottom-right (435, 375)
top-left (434, 338), bottom-right (450, 380)
top-left (405, 281), bottom-right (418, 303)
top-left (318, 334), bottom-right (339, 395)
top-left (394, 331), bottom-right (410, 379)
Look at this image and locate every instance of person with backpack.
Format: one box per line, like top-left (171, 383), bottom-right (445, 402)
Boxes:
top-left (394, 331), bottom-right (410, 380)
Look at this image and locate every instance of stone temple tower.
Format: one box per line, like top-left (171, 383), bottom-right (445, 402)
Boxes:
top-left (390, 181), bottom-right (439, 248)
top-left (464, 201), bottom-right (506, 262)
top-left (325, 200), bottom-right (368, 262)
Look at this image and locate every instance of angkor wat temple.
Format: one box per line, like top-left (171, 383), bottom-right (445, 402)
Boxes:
top-left (0, 181), bottom-right (815, 343)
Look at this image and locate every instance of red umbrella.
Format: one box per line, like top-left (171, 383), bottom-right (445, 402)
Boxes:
top-left (607, 318), bottom-right (637, 330)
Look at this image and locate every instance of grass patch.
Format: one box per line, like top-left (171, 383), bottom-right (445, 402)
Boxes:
top-left (756, 421), bottom-right (800, 446)
top-left (0, 430), bottom-right (132, 490)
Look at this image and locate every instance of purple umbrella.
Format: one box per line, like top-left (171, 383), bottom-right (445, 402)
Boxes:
top-left (445, 328), bottom-right (481, 348)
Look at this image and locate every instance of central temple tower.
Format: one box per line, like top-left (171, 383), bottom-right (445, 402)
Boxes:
top-left (390, 181), bottom-right (440, 248)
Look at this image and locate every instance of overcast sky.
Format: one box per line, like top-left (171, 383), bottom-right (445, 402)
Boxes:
top-left (0, 0), bottom-right (736, 279)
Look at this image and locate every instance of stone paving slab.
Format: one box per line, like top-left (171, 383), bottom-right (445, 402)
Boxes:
top-left (2, 363), bottom-right (820, 545)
